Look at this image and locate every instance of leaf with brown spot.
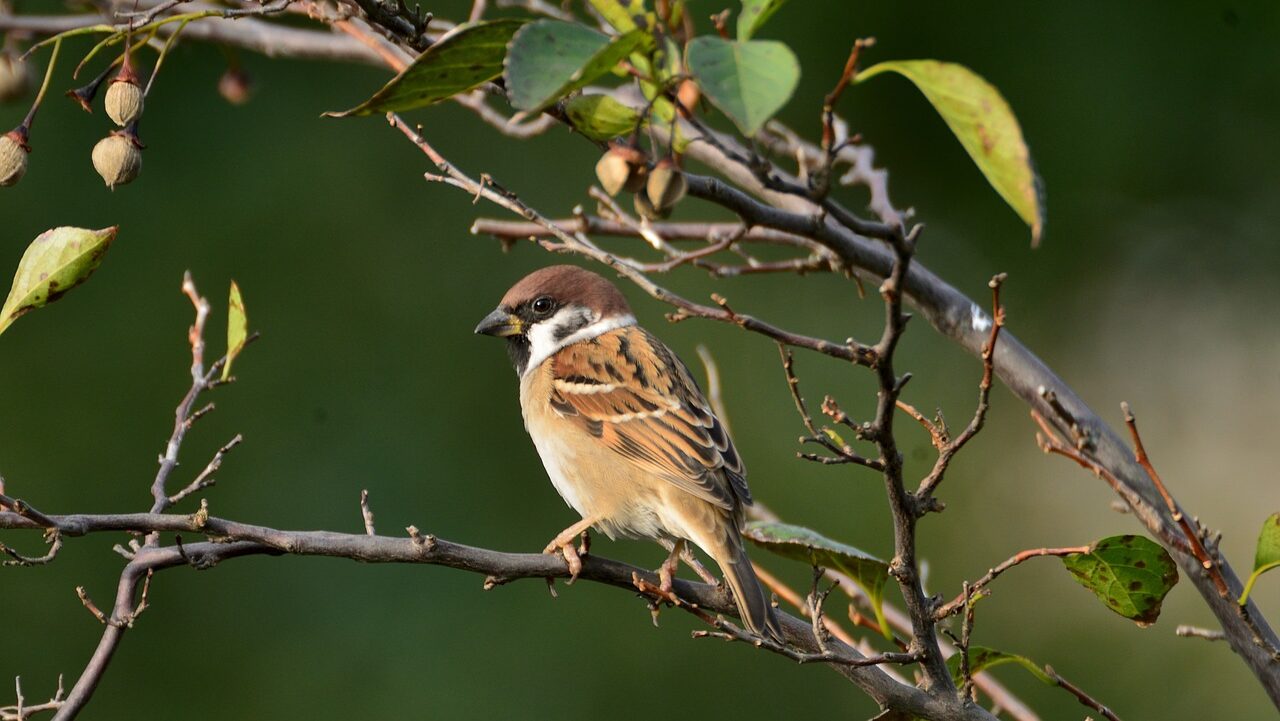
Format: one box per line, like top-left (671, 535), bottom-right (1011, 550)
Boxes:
top-left (1061, 534), bottom-right (1178, 626)
top-left (0, 227), bottom-right (117, 337)
top-left (856, 60), bottom-right (1045, 245)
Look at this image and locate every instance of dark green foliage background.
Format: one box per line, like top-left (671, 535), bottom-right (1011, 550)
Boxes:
top-left (2, 2), bottom-right (1278, 717)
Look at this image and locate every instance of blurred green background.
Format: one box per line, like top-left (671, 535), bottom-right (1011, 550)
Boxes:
top-left (3, 2), bottom-right (1279, 718)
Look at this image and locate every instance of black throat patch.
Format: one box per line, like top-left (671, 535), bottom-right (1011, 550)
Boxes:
top-left (506, 336), bottom-right (531, 375)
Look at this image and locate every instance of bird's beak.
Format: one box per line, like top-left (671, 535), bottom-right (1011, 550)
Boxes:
top-left (474, 307), bottom-right (524, 337)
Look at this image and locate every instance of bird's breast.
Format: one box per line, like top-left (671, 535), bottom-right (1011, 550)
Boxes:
top-left (518, 362), bottom-right (665, 539)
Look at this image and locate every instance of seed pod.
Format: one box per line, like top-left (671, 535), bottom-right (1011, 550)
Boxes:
top-left (105, 76), bottom-right (144, 127)
top-left (646, 159), bottom-right (687, 212)
top-left (0, 52), bottom-right (33, 104)
top-left (0, 130), bottom-right (29, 187)
top-left (676, 79), bottom-right (700, 114)
top-left (623, 163), bottom-right (648, 194)
top-left (91, 133), bottom-right (143, 189)
top-left (633, 189), bottom-right (669, 221)
top-left (218, 68), bottom-right (253, 105)
top-left (595, 149), bottom-right (631, 197)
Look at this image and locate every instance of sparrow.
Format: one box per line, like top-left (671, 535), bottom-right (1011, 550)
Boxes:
top-left (475, 264), bottom-right (783, 641)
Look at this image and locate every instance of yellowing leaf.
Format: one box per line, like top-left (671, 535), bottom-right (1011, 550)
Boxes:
top-left (223, 280), bottom-right (247, 381)
top-left (0, 226), bottom-right (117, 337)
top-left (857, 60), bottom-right (1044, 245)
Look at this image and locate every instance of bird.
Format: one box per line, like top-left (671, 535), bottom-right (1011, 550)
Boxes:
top-left (474, 264), bottom-right (783, 641)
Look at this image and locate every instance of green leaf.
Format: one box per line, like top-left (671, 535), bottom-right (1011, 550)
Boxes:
top-left (946, 646), bottom-right (1053, 686)
top-left (0, 226), bottom-right (117, 337)
top-left (856, 60), bottom-right (1044, 245)
top-left (505, 21), bottom-right (652, 116)
top-left (326, 19), bottom-right (526, 118)
top-left (737, 0), bottom-right (788, 40)
top-left (1061, 535), bottom-right (1178, 626)
top-left (564, 94), bottom-right (640, 140)
top-left (742, 521), bottom-right (891, 638)
top-left (222, 280), bottom-right (247, 382)
top-left (1239, 512), bottom-right (1280, 605)
top-left (686, 36), bottom-right (799, 136)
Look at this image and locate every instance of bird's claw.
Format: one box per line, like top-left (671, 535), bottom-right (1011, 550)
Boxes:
top-left (544, 536), bottom-right (585, 584)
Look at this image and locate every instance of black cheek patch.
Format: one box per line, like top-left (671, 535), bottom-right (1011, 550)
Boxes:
top-left (552, 309), bottom-right (592, 342)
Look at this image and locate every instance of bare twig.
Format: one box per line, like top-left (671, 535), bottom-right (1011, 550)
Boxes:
top-left (168, 434), bottom-right (242, 506)
top-left (1043, 665), bottom-right (1123, 721)
top-left (916, 273), bottom-right (1006, 502)
top-left (359, 489), bottom-right (376, 535)
top-left (388, 113), bottom-right (875, 365)
top-left (1121, 403), bottom-right (1227, 596)
top-left (1176, 625), bottom-right (1227, 642)
top-left (933, 546), bottom-right (1089, 621)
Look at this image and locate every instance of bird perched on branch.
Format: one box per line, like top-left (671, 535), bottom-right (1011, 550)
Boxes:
top-left (475, 264), bottom-right (782, 641)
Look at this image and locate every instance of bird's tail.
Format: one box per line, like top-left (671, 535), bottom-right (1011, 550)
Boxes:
top-left (715, 534), bottom-right (784, 643)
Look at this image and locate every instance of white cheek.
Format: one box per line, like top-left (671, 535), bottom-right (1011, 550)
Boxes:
top-left (524, 306), bottom-right (593, 373)
top-left (522, 307), bottom-right (638, 376)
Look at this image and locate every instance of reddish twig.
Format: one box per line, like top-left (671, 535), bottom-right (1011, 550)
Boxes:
top-left (934, 546), bottom-right (1090, 620)
top-left (1122, 402), bottom-right (1227, 596)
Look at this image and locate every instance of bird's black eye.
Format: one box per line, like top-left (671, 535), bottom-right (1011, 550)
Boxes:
top-left (531, 296), bottom-right (555, 316)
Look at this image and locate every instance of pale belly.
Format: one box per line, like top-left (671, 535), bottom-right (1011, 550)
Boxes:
top-left (525, 418), bottom-right (669, 540)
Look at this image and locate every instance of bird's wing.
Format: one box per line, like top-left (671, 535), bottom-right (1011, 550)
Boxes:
top-left (547, 325), bottom-right (750, 511)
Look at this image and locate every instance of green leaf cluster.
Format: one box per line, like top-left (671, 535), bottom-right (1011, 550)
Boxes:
top-left (329, 1), bottom-right (1044, 240)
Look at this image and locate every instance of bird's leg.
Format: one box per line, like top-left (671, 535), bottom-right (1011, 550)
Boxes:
top-left (577, 529), bottom-right (591, 557)
top-left (543, 517), bottom-right (597, 583)
top-left (680, 544), bottom-right (719, 586)
top-left (659, 539), bottom-right (684, 594)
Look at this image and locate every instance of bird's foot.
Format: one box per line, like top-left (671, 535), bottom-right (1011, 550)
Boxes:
top-left (543, 520), bottom-right (595, 584)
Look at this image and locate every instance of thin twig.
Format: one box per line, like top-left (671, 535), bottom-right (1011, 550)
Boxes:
top-left (934, 546), bottom-right (1089, 621)
top-left (1042, 665), bottom-right (1123, 721)
top-left (1122, 403), bottom-right (1227, 596)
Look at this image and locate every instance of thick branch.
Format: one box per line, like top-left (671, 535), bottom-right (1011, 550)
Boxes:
top-left (0, 509), bottom-right (996, 721)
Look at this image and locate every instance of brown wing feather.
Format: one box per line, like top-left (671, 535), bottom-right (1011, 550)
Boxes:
top-left (548, 326), bottom-right (750, 511)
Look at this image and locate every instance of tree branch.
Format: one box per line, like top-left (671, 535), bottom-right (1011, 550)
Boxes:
top-left (0, 507), bottom-right (996, 721)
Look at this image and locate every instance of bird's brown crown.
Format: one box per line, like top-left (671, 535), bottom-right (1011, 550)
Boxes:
top-left (500, 265), bottom-right (632, 317)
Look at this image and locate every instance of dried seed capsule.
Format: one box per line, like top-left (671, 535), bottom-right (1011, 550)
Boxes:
top-left (646, 159), bottom-right (687, 212)
top-left (633, 189), bottom-right (668, 221)
top-left (0, 52), bottom-right (33, 104)
top-left (595, 149), bottom-right (632, 197)
top-left (91, 133), bottom-right (143, 189)
top-left (676, 79), bottom-right (700, 114)
top-left (218, 68), bottom-right (253, 105)
top-left (105, 77), bottom-right (144, 127)
top-left (0, 130), bottom-right (29, 187)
